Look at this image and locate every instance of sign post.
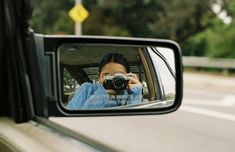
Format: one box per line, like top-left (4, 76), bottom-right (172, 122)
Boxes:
top-left (75, 0), bottom-right (81, 35)
top-left (68, 0), bottom-right (89, 35)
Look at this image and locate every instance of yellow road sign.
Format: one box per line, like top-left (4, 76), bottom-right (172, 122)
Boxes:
top-left (69, 4), bottom-right (89, 23)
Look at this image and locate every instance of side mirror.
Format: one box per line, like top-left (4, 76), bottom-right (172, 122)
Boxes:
top-left (37, 35), bottom-right (183, 116)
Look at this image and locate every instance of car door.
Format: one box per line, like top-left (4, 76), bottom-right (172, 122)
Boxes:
top-left (0, 0), bottom-right (183, 151)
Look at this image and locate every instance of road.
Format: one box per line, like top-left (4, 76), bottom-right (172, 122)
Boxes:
top-left (51, 72), bottom-right (235, 152)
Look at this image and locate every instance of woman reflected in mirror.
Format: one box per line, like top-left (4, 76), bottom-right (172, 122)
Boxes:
top-left (66, 53), bottom-right (143, 109)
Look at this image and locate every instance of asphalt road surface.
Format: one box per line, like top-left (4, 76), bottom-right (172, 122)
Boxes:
top-left (51, 72), bottom-right (235, 152)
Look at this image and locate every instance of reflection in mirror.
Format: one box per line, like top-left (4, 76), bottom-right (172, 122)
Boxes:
top-left (59, 44), bottom-right (176, 110)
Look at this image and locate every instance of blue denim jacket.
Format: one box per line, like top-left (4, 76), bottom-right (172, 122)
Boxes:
top-left (66, 82), bottom-right (143, 109)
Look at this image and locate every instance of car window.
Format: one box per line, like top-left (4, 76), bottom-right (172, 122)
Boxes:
top-left (147, 47), bottom-right (176, 100)
top-left (61, 63), bottom-right (149, 105)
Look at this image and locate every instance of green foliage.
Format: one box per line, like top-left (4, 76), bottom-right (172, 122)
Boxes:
top-left (183, 23), bottom-right (235, 58)
top-left (63, 68), bottom-right (77, 93)
top-left (183, 35), bottom-right (208, 56)
top-left (82, 0), bottom-right (214, 40)
top-left (30, 0), bottom-right (235, 58)
top-left (30, 0), bottom-right (74, 34)
top-left (206, 25), bottom-right (235, 58)
top-left (182, 0), bottom-right (235, 58)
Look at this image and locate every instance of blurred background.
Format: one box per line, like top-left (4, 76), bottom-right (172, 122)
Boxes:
top-left (30, 0), bottom-right (235, 60)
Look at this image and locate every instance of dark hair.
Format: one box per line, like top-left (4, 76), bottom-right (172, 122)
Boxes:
top-left (99, 53), bottom-right (130, 74)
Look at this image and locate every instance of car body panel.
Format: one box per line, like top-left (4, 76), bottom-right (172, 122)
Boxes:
top-left (0, 117), bottom-right (116, 152)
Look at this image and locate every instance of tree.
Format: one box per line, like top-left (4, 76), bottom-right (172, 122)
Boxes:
top-left (31, 0), bottom-right (235, 58)
top-left (83, 0), bottom-right (215, 42)
top-left (182, 0), bottom-right (235, 57)
top-left (30, 0), bottom-right (74, 34)
top-left (63, 68), bottom-right (77, 93)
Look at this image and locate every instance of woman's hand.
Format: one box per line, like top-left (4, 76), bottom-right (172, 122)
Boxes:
top-left (127, 73), bottom-right (141, 89)
top-left (104, 73), bottom-right (141, 95)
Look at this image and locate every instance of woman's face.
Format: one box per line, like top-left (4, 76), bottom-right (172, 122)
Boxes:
top-left (99, 62), bottom-right (127, 83)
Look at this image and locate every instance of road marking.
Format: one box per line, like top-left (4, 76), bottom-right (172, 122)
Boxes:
top-left (221, 95), bottom-right (235, 107)
top-left (180, 105), bottom-right (235, 121)
top-left (183, 99), bottom-right (222, 106)
top-left (184, 97), bottom-right (235, 107)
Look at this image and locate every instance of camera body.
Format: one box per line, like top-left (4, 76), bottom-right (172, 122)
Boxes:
top-left (103, 73), bottom-right (132, 93)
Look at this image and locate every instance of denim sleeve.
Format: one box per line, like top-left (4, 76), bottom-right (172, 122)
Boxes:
top-left (66, 82), bottom-right (94, 110)
top-left (129, 83), bottom-right (143, 104)
top-left (67, 83), bottom-right (143, 109)
top-left (83, 84), bottom-right (118, 109)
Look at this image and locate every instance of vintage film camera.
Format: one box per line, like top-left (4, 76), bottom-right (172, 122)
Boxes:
top-left (103, 73), bottom-right (132, 94)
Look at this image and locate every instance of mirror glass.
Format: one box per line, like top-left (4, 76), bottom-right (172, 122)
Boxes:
top-left (58, 44), bottom-right (176, 110)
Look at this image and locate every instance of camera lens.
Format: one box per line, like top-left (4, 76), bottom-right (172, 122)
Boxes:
top-left (113, 76), bottom-right (125, 90)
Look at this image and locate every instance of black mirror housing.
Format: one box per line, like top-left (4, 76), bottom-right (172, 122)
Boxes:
top-left (34, 35), bottom-right (183, 117)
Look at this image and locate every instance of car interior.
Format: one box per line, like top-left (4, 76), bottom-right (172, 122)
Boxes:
top-left (58, 44), bottom-right (159, 107)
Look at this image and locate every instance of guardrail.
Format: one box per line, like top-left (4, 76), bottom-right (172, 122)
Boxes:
top-left (182, 56), bottom-right (235, 73)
